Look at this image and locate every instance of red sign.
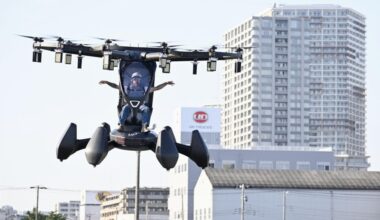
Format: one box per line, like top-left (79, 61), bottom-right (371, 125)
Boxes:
top-left (193, 111), bottom-right (208, 123)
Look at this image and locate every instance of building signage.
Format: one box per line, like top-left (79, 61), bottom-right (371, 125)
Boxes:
top-left (193, 111), bottom-right (208, 123)
top-left (178, 107), bottom-right (220, 133)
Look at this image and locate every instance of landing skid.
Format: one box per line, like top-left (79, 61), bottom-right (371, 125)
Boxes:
top-left (57, 123), bottom-right (209, 170)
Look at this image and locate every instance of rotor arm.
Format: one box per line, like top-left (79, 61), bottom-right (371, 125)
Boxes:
top-left (26, 35), bottom-right (242, 73)
top-left (36, 43), bottom-right (103, 57)
top-left (141, 51), bottom-right (241, 62)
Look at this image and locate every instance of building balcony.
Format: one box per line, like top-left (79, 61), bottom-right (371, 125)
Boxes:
top-left (275, 121), bottom-right (288, 126)
top-left (275, 49), bottom-right (288, 54)
top-left (275, 66), bottom-right (288, 70)
top-left (275, 82), bottom-right (288, 87)
top-left (275, 90), bottom-right (288, 94)
top-left (275, 25), bottom-right (288, 30)
top-left (275, 42), bottom-right (288, 47)
top-left (275, 95), bottom-right (288, 100)
top-left (275, 74), bottom-right (288, 78)
top-left (275, 130), bottom-right (288, 134)
top-left (275, 115), bottom-right (288, 119)
top-left (275, 57), bottom-right (288, 62)
top-left (275, 106), bottom-right (288, 110)
top-left (275, 33), bottom-right (288, 38)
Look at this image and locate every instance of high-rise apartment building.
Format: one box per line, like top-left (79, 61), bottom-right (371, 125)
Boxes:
top-left (222, 4), bottom-right (367, 170)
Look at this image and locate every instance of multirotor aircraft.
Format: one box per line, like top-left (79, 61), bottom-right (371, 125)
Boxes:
top-left (20, 35), bottom-right (243, 170)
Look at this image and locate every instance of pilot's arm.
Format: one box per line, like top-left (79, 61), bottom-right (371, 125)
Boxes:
top-left (149, 81), bottom-right (174, 93)
top-left (99, 80), bottom-right (119, 89)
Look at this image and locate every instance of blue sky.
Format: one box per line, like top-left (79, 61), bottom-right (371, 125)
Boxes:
top-left (0, 0), bottom-right (379, 212)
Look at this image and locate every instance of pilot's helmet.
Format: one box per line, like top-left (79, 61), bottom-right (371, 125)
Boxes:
top-left (131, 72), bottom-right (142, 79)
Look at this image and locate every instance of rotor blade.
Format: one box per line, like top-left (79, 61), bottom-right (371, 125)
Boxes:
top-left (47, 35), bottom-right (78, 42)
top-left (168, 44), bottom-right (183, 48)
top-left (224, 46), bottom-right (257, 49)
top-left (18, 34), bottom-right (36, 39)
top-left (147, 41), bottom-right (176, 44)
top-left (48, 35), bottom-right (66, 39)
top-left (200, 45), bottom-right (221, 51)
top-left (173, 48), bottom-right (207, 52)
top-left (203, 44), bottom-right (256, 50)
top-left (93, 37), bottom-right (122, 42)
top-left (17, 34), bottom-right (45, 42)
top-left (145, 41), bottom-right (180, 47)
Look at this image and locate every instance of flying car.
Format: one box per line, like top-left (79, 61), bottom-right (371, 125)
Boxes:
top-left (20, 35), bottom-right (243, 170)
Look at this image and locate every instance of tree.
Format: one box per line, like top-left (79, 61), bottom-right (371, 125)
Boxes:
top-left (22, 208), bottom-right (47, 220)
top-left (46, 212), bottom-right (66, 220)
top-left (22, 210), bottom-right (66, 220)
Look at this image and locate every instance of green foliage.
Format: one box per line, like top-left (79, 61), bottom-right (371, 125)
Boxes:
top-left (22, 208), bottom-right (47, 220)
top-left (22, 209), bottom-right (66, 220)
top-left (46, 212), bottom-right (66, 220)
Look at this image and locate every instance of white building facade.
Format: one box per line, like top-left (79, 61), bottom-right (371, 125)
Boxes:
top-left (222, 4), bottom-right (368, 170)
top-left (173, 107), bottom-right (221, 148)
top-left (80, 190), bottom-right (119, 220)
top-left (194, 169), bottom-right (380, 220)
top-left (169, 147), bottom-right (334, 220)
top-left (0, 206), bottom-right (23, 220)
top-left (55, 201), bottom-right (80, 220)
top-left (169, 106), bottom-right (222, 220)
top-left (100, 187), bottom-right (169, 220)
top-left (169, 106), bottom-right (335, 220)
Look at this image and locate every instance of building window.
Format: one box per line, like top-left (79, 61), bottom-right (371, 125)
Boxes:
top-left (297, 161), bottom-right (310, 170)
top-left (242, 160), bottom-right (257, 169)
top-left (259, 161), bottom-right (273, 170)
top-left (222, 160), bottom-right (235, 169)
top-left (317, 162), bottom-right (330, 171)
top-left (276, 161), bottom-right (290, 170)
top-left (208, 160), bottom-right (215, 168)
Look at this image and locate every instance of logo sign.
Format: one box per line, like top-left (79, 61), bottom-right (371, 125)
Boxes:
top-left (193, 111), bottom-right (208, 123)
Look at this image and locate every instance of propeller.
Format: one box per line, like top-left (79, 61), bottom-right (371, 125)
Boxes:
top-left (92, 37), bottom-right (130, 52)
top-left (18, 34), bottom-right (46, 62)
top-left (209, 45), bottom-right (218, 52)
top-left (18, 34), bottom-right (45, 42)
top-left (148, 41), bottom-right (183, 49)
top-left (204, 43), bottom-right (257, 51)
top-left (175, 48), bottom-right (207, 53)
top-left (201, 44), bottom-right (228, 53)
top-left (47, 35), bottom-right (82, 45)
top-left (151, 41), bottom-right (182, 68)
top-left (93, 37), bottom-right (123, 44)
top-left (225, 46), bottom-right (256, 50)
top-left (48, 35), bottom-right (66, 42)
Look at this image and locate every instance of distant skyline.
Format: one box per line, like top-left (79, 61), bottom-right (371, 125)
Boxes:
top-left (1, 0), bottom-right (379, 212)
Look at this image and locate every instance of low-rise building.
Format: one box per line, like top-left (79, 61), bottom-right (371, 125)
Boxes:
top-left (80, 190), bottom-right (119, 220)
top-left (100, 187), bottom-right (169, 220)
top-left (0, 206), bottom-right (16, 220)
top-left (335, 153), bottom-right (370, 171)
top-left (194, 168), bottom-right (380, 220)
top-left (55, 201), bottom-right (80, 220)
top-left (169, 146), bottom-right (334, 220)
top-left (0, 206), bottom-right (24, 220)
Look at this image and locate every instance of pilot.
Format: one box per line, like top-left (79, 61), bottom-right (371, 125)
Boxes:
top-left (125, 72), bottom-right (147, 97)
top-left (99, 73), bottom-right (174, 132)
